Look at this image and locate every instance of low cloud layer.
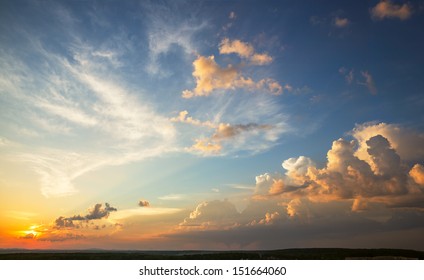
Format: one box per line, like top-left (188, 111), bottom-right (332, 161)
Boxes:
top-left (174, 122), bottom-right (424, 248)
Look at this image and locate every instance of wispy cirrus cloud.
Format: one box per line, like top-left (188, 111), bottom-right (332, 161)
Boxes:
top-left (142, 1), bottom-right (206, 76)
top-left (0, 11), bottom-right (177, 197)
top-left (359, 71), bottom-right (377, 95)
top-left (171, 106), bottom-right (288, 156)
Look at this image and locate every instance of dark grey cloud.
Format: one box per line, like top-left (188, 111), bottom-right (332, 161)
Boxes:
top-left (54, 202), bottom-right (117, 228)
top-left (138, 200), bottom-right (150, 207)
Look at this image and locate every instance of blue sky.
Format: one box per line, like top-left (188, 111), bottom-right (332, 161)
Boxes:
top-left (1, 0), bottom-right (424, 250)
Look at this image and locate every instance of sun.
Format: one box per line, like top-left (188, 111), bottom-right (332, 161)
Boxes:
top-left (19, 225), bottom-right (43, 239)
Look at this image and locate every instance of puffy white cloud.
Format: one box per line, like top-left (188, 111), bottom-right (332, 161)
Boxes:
top-left (282, 156), bottom-right (315, 179)
top-left (371, 0), bottom-right (412, 20)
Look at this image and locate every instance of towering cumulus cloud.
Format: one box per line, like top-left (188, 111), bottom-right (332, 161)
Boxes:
top-left (255, 122), bottom-right (424, 214)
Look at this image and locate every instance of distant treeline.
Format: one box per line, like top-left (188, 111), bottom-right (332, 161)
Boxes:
top-left (0, 248), bottom-right (423, 260)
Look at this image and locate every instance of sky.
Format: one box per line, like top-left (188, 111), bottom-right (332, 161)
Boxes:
top-left (0, 0), bottom-right (424, 250)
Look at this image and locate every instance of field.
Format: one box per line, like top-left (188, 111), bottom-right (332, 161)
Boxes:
top-left (0, 248), bottom-right (423, 260)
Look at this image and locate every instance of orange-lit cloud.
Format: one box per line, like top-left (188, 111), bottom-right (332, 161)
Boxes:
top-left (371, 0), bottom-right (412, 20)
top-left (182, 38), bottom-right (286, 98)
top-left (219, 38), bottom-right (273, 65)
top-left (334, 17), bottom-right (350, 28)
top-left (190, 139), bottom-right (222, 154)
top-left (219, 38), bottom-right (254, 58)
top-left (410, 164), bottom-right (424, 185)
top-left (250, 123), bottom-right (424, 219)
top-left (182, 55), bottom-right (283, 98)
top-left (170, 110), bottom-right (215, 128)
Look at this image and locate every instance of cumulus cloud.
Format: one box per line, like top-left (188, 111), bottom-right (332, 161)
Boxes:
top-left (249, 211), bottom-right (281, 226)
top-left (371, 0), bottom-right (413, 20)
top-left (409, 164), bottom-right (424, 185)
top-left (182, 55), bottom-right (283, 98)
top-left (334, 17), bottom-right (350, 28)
top-left (54, 202), bottom-right (117, 228)
top-left (179, 200), bottom-right (240, 230)
top-left (254, 123), bottom-right (424, 215)
top-left (138, 200), bottom-right (150, 207)
top-left (351, 122), bottom-right (424, 163)
top-left (182, 38), bottom-right (285, 98)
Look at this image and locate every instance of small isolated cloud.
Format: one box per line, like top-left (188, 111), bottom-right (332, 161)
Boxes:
top-left (229, 11), bottom-right (236, 19)
top-left (138, 200), bottom-right (150, 207)
top-left (339, 67), bottom-right (354, 84)
top-left (359, 71), bottom-right (377, 95)
top-left (334, 17), bottom-right (350, 28)
top-left (371, 0), bottom-right (413, 20)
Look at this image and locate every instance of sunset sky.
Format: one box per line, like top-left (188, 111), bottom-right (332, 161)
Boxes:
top-left (1, 0), bottom-right (424, 250)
